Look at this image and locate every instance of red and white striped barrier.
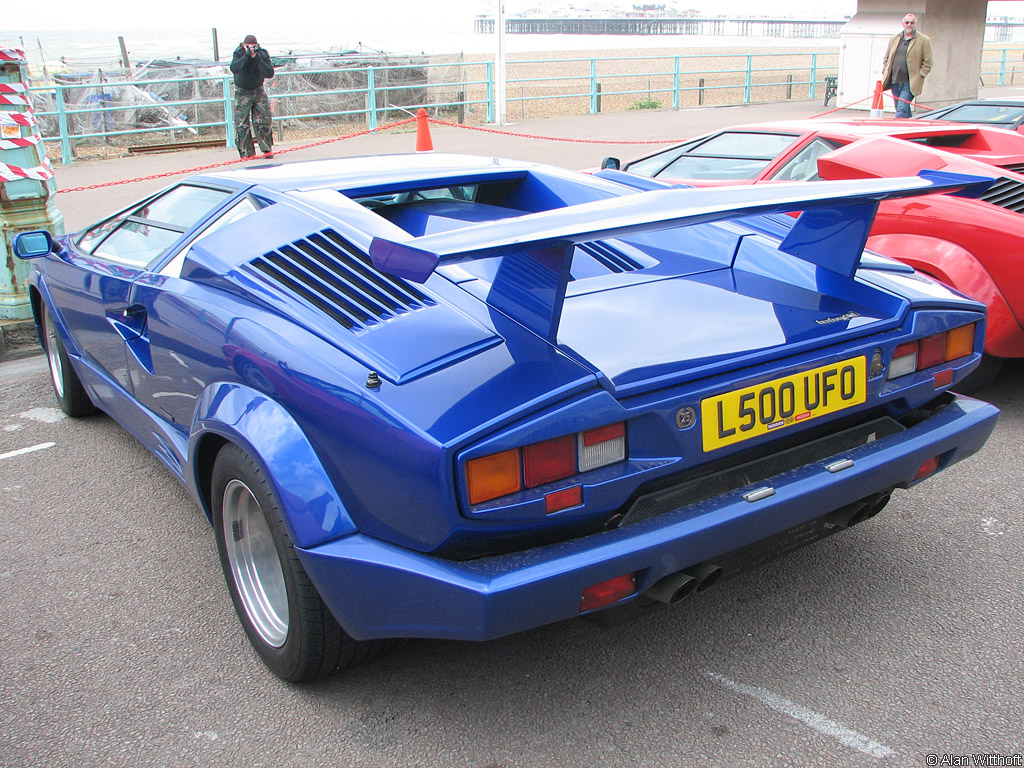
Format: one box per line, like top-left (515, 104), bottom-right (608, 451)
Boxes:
top-left (0, 133), bottom-right (41, 150)
top-left (0, 92), bottom-right (31, 107)
top-left (0, 110), bottom-right (37, 128)
top-left (1, 47), bottom-right (54, 185)
top-left (0, 156), bottom-right (54, 182)
top-left (0, 48), bottom-right (27, 62)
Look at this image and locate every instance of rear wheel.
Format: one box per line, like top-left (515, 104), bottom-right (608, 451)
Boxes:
top-left (42, 303), bottom-right (97, 417)
top-left (211, 443), bottom-right (399, 681)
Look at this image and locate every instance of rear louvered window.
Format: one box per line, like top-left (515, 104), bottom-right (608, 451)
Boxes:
top-left (249, 229), bottom-right (433, 329)
top-left (979, 176), bottom-right (1024, 213)
top-left (577, 242), bottom-right (644, 273)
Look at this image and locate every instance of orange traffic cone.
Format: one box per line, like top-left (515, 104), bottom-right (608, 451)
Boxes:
top-left (415, 108), bottom-right (434, 152)
top-left (870, 80), bottom-right (884, 117)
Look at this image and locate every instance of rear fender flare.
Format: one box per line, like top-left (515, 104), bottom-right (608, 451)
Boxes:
top-left (189, 382), bottom-right (357, 549)
top-left (865, 233), bottom-right (1021, 357)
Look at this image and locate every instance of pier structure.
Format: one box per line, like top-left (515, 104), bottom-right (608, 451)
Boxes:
top-left (473, 17), bottom-right (844, 38)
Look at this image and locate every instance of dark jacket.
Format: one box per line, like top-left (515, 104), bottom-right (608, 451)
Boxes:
top-left (230, 45), bottom-right (275, 90)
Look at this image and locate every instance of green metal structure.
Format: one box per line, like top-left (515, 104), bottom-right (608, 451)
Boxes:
top-left (1, 46), bottom-right (63, 321)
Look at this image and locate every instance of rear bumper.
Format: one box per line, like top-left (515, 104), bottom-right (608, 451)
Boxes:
top-left (297, 395), bottom-right (998, 641)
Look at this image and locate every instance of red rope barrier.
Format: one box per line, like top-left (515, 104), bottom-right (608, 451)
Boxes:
top-left (55, 98), bottom-right (888, 196)
top-left (808, 92), bottom-right (874, 119)
top-left (56, 116), bottom-right (418, 194)
top-left (426, 118), bottom-right (688, 145)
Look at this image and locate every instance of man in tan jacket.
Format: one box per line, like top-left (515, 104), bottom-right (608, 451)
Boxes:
top-left (881, 13), bottom-right (933, 118)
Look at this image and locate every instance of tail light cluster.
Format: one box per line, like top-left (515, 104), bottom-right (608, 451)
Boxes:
top-left (887, 323), bottom-right (977, 380)
top-left (466, 422), bottom-right (627, 507)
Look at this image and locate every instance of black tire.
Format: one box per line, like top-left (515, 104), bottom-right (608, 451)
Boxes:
top-left (954, 354), bottom-right (1005, 396)
top-left (211, 443), bottom-right (398, 682)
top-left (41, 303), bottom-right (97, 417)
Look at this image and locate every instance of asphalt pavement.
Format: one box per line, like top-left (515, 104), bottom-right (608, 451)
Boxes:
top-left (2, 92), bottom-right (1023, 768)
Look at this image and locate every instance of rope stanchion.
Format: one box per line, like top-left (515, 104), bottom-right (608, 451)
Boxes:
top-left (870, 81), bottom-right (884, 117)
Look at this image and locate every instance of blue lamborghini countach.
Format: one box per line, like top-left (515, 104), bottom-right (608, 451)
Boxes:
top-left (15, 154), bottom-right (999, 681)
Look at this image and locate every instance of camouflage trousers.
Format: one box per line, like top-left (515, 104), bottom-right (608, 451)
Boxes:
top-left (234, 86), bottom-right (273, 157)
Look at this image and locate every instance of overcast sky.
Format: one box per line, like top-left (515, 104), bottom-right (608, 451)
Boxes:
top-left (2, 0), bottom-right (886, 32)
top-left (5, 0), bottom-right (1023, 33)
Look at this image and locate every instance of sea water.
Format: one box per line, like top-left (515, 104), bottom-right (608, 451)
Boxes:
top-left (1, 18), bottom-right (843, 74)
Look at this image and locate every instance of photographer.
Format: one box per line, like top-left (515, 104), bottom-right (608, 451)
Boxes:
top-left (230, 34), bottom-right (275, 159)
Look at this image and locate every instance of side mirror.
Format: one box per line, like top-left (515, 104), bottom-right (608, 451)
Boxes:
top-left (13, 230), bottom-right (56, 259)
top-left (601, 157), bottom-right (621, 171)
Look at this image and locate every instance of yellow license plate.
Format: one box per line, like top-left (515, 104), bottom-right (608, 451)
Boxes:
top-left (701, 356), bottom-right (867, 452)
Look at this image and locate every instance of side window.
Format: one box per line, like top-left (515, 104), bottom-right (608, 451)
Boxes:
top-left (159, 197), bottom-right (263, 278)
top-left (624, 140), bottom-right (701, 178)
top-left (769, 138), bottom-right (844, 182)
top-left (75, 184), bottom-right (233, 268)
top-left (625, 133), bottom-right (801, 181)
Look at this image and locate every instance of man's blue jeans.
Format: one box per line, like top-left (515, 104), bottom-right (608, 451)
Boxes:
top-left (890, 82), bottom-right (914, 118)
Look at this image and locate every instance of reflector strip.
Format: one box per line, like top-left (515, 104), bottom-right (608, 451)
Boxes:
top-left (545, 485), bottom-right (582, 514)
top-left (580, 572), bottom-right (637, 613)
top-left (914, 456), bottom-right (940, 480)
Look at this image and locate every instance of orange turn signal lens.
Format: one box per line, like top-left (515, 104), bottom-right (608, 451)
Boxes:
top-left (945, 323), bottom-right (976, 361)
top-left (466, 449), bottom-right (521, 505)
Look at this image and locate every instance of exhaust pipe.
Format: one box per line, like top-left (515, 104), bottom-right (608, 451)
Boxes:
top-left (644, 571), bottom-right (698, 604)
top-left (687, 561), bottom-right (724, 592)
top-left (827, 491), bottom-right (892, 529)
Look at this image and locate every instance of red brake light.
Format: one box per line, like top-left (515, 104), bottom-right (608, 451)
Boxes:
top-left (524, 435), bottom-right (575, 488)
top-left (466, 423), bottom-right (628, 506)
top-left (917, 333), bottom-right (946, 370)
top-left (888, 323), bottom-right (977, 381)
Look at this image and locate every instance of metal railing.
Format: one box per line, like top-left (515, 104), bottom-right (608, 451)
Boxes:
top-left (981, 45), bottom-right (1024, 85)
top-left (26, 51), bottom-right (843, 163)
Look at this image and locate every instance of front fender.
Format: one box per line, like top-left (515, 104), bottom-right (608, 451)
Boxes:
top-left (866, 233), bottom-right (1024, 358)
top-left (189, 382), bottom-right (357, 549)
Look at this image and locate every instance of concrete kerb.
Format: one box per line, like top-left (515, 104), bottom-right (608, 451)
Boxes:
top-left (0, 319), bottom-right (39, 362)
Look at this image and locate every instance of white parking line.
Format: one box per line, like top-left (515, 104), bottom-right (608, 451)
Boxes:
top-left (705, 671), bottom-right (897, 759)
top-left (0, 442), bottom-right (56, 461)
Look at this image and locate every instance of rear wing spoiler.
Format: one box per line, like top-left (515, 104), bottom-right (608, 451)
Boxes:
top-left (368, 170), bottom-right (992, 340)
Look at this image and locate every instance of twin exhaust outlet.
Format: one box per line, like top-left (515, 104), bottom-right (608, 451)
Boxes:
top-left (644, 562), bottom-right (724, 605)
